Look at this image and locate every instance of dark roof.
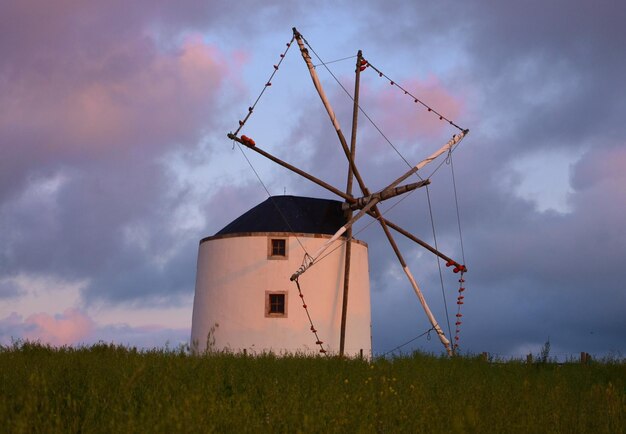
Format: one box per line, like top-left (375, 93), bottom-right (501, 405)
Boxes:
top-left (214, 196), bottom-right (347, 236)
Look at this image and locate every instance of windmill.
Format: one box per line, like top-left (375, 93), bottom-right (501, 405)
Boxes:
top-left (193, 28), bottom-right (468, 357)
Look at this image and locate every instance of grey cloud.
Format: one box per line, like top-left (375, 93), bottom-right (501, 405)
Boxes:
top-left (255, 2), bottom-right (626, 357)
top-left (0, 1), bottom-right (238, 308)
top-left (1, 0), bottom-right (624, 356)
top-left (0, 281), bottom-right (23, 299)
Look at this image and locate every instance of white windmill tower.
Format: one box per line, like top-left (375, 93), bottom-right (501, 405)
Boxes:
top-left (191, 195), bottom-right (373, 356)
top-left (191, 28), bottom-right (468, 357)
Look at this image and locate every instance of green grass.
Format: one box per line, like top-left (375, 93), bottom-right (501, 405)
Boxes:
top-left (1, 342), bottom-right (624, 433)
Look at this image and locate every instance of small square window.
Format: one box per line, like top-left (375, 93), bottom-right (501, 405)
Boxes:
top-left (269, 294), bottom-right (285, 314)
top-left (268, 238), bottom-right (288, 259)
top-left (272, 239), bottom-right (286, 256)
top-left (265, 291), bottom-right (288, 318)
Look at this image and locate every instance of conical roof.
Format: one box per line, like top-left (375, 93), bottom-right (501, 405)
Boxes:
top-left (214, 196), bottom-right (347, 236)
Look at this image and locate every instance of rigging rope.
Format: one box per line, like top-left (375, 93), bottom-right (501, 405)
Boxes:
top-left (228, 32), bottom-right (313, 258)
top-left (425, 185), bottom-right (453, 347)
top-left (449, 150), bottom-right (467, 265)
top-left (425, 139), bottom-right (465, 179)
top-left (365, 62), bottom-right (466, 132)
top-left (312, 54), bottom-right (357, 68)
top-left (448, 150), bottom-right (468, 352)
top-left (233, 35), bottom-right (295, 136)
top-left (294, 276), bottom-right (328, 355)
top-left (453, 272), bottom-right (466, 352)
top-left (233, 141), bottom-right (310, 257)
top-left (380, 327), bottom-right (435, 357)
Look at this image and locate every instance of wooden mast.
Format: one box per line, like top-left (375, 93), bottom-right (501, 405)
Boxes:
top-left (293, 27), bottom-right (453, 355)
top-left (339, 50), bottom-right (363, 357)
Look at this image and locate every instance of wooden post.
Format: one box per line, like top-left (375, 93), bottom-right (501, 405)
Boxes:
top-left (526, 353), bottom-right (533, 364)
top-left (339, 51), bottom-right (362, 357)
top-left (359, 348), bottom-right (364, 360)
top-left (243, 348), bottom-right (247, 357)
top-left (293, 28), bottom-right (370, 197)
top-left (481, 352), bottom-right (489, 361)
top-left (580, 352), bottom-right (591, 364)
top-left (346, 50), bottom-right (362, 197)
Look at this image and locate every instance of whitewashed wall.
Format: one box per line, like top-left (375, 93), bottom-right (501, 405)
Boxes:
top-left (191, 232), bottom-right (371, 357)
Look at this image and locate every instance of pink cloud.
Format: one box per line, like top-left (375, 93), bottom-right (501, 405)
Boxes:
top-left (364, 75), bottom-right (464, 141)
top-left (24, 308), bottom-right (96, 346)
top-left (567, 145), bottom-right (626, 237)
top-left (0, 3), bottom-right (241, 203)
top-left (2, 35), bottom-right (229, 155)
top-left (64, 36), bottom-right (227, 150)
top-left (571, 145), bottom-right (626, 194)
top-left (0, 310), bottom-right (190, 349)
top-left (288, 74), bottom-right (466, 184)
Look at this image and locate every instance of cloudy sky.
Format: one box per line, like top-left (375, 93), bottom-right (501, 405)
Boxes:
top-left (1, 0), bottom-right (624, 359)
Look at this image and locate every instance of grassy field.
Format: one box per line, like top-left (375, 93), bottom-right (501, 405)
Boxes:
top-left (1, 342), bottom-right (624, 433)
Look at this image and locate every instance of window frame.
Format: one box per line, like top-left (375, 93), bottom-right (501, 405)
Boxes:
top-left (267, 237), bottom-right (288, 260)
top-left (265, 291), bottom-right (288, 318)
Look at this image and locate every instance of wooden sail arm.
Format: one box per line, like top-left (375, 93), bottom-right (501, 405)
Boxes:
top-left (342, 179), bottom-right (431, 211)
top-left (228, 133), bottom-right (356, 204)
top-left (371, 208), bottom-right (452, 355)
top-left (383, 130), bottom-right (468, 192)
top-left (293, 27), bottom-right (371, 197)
top-left (377, 217), bottom-right (467, 272)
